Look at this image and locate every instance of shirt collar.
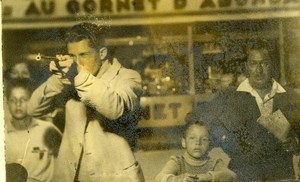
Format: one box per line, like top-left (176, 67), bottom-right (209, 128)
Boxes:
top-left (183, 151), bottom-right (209, 166)
top-left (6, 118), bottom-right (39, 133)
top-left (237, 78), bottom-right (286, 96)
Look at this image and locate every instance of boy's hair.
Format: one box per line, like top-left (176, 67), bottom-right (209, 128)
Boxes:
top-left (65, 23), bottom-right (106, 50)
top-left (5, 78), bottom-right (34, 99)
top-left (182, 112), bottom-right (210, 138)
top-left (5, 61), bottom-right (33, 80)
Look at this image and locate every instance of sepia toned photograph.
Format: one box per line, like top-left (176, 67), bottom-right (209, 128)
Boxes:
top-left (1, 0), bottom-right (300, 181)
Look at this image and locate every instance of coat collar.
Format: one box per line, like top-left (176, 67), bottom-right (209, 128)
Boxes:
top-left (96, 58), bottom-right (122, 83)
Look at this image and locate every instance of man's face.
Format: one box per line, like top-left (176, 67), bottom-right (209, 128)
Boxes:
top-left (8, 87), bottom-right (30, 120)
top-left (10, 63), bottom-right (30, 79)
top-left (67, 39), bottom-right (101, 76)
top-left (246, 49), bottom-right (272, 89)
top-left (182, 125), bottom-right (210, 159)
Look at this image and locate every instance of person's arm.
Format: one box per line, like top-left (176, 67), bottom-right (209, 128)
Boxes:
top-left (27, 76), bottom-right (64, 117)
top-left (206, 159), bottom-right (236, 182)
top-left (28, 55), bottom-right (72, 117)
top-left (74, 68), bottom-right (142, 120)
top-left (155, 156), bottom-right (190, 182)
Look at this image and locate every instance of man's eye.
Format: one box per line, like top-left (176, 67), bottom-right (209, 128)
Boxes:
top-left (80, 53), bottom-right (91, 57)
top-left (261, 62), bottom-right (270, 67)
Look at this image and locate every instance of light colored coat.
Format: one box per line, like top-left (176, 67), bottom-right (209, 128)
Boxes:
top-left (28, 58), bottom-right (144, 182)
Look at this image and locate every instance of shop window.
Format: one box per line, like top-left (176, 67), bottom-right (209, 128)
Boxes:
top-left (109, 24), bottom-right (190, 97)
top-left (193, 20), bottom-right (281, 94)
top-left (140, 54), bottom-right (188, 96)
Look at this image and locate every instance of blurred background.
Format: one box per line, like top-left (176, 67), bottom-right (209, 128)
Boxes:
top-left (2, 0), bottom-right (300, 180)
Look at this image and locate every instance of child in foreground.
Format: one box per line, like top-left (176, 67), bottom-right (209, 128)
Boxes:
top-left (5, 79), bottom-right (62, 182)
top-left (155, 113), bottom-right (236, 182)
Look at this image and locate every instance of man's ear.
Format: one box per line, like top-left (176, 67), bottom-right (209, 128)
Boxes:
top-left (99, 47), bottom-right (108, 60)
top-left (181, 138), bottom-right (186, 149)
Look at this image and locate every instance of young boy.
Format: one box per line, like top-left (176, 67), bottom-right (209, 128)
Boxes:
top-left (4, 79), bottom-right (61, 182)
top-left (155, 112), bottom-right (236, 182)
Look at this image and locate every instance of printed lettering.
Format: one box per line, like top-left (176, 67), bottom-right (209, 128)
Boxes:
top-left (141, 105), bottom-right (150, 120)
top-left (235, 0), bottom-right (248, 6)
top-left (32, 147), bottom-right (46, 160)
top-left (83, 0), bottom-right (97, 13)
top-left (284, 0), bottom-right (299, 4)
top-left (117, 0), bottom-right (130, 12)
top-left (219, 0), bottom-right (232, 7)
top-left (252, 0), bottom-right (266, 5)
top-left (201, 0), bottom-right (216, 8)
top-left (269, 0), bottom-right (281, 4)
top-left (148, 0), bottom-right (159, 10)
top-left (3, 6), bottom-right (13, 17)
top-left (174, 0), bottom-right (186, 9)
top-left (100, 0), bottom-right (113, 12)
top-left (132, 0), bottom-right (145, 11)
top-left (25, 2), bottom-right (41, 16)
top-left (154, 104), bottom-right (166, 120)
top-left (168, 103), bottom-right (181, 119)
top-left (41, 0), bottom-right (55, 15)
top-left (66, 0), bottom-right (80, 14)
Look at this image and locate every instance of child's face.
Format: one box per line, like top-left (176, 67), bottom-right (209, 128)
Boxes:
top-left (182, 125), bottom-right (210, 159)
top-left (10, 63), bottom-right (31, 79)
top-left (7, 87), bottom-right (30, 120)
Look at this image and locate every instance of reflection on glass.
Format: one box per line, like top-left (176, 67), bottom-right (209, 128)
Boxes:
top-left (141, 55), bottom-right (187, 96)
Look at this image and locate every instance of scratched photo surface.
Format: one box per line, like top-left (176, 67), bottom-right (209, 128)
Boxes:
top-left (2, 0), bottom-right (300, 181)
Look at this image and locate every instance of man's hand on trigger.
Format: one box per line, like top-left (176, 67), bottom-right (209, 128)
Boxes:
top-left (49, 54), bottom-right (78, 85)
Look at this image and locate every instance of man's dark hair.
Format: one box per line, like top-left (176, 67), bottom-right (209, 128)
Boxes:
top-left (182, 112), bottom-right (210, 138)
top-left (244, 38), bottom-right (274, 61)
top-left (6, 163), bottom-right (28, 182)
top-left (65, 23), bottom-right (106, 50)
top-left (5, 78), bottom-right (34, 99)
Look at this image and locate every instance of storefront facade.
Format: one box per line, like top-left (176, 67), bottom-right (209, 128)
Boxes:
top-left (3, 0), bottom-right (300, 148)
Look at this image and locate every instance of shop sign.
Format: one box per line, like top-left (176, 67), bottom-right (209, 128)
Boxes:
top-left (3, 0), bottom-right (299, 19)
top-left (138, 95), bottom-right (193, 128)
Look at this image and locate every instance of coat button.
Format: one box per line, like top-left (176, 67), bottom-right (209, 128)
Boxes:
top-left (74, 162), bottom-right (77, 170)
top-left (222, 135), bottom-right (227, 140)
